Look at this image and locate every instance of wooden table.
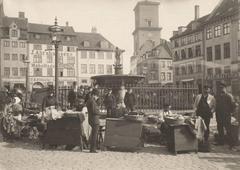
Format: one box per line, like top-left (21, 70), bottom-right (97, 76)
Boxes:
top-left (167, 123), bottom-right (197, 154)
top-left (104, 118), bottom-right (144, 151)
top-left (42, 113), bottom-right (84, 149)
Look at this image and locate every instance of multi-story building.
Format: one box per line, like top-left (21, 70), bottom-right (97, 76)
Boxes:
top-left (28, 23), bottom-right (78, 88)
top-left (138, 40), bottom-right (173, 84)
top-left (131, 0), bottom-right (173, 84)
top-left (171, 0), bottom-right (240, 93)
top-left (0, 2), bottom-right (117, 89)
top-left (0, 10), bottom-right (28, 90)
top-left (76, 31), bottom-right (115, 85)
top-left (170, 5), bottom-right (206, 89)
top-left (204, 0), bottom-right (240, 93)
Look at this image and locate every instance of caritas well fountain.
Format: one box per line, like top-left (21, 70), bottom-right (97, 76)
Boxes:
top-left (91, 47), bottom-right (144, 106)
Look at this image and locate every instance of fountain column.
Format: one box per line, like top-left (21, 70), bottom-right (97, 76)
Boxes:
top-left (114, 64), bottom-right (126, 107)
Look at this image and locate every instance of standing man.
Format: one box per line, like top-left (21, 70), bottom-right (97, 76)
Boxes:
top-left (215, 82), bottom-right (236, 150)
top-left (104, 89), bottom-right (116, 117)
top-left (194, 85), bottom-right (216, 143)
top-left (124, 88), bottom-right (136, 112)
top-left (68, 81), bottom-right (78, 109)
top-left (86, 89), bottom-right (101, 153)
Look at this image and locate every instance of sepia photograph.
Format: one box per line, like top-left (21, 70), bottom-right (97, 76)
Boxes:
top-left (0, 0), bottom-right (239, 169)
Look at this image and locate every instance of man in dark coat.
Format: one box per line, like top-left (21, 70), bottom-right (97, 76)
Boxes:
top-left (86, 89), bottom-right (100, 153)
top-left (104, 89), bottom-right (116, 117)
top-left (68, 81), bottom-right (78, 108)
top-left (124, 88), bottom-right (136, 112)
top-left (215, 82), bottom-right (237, 150)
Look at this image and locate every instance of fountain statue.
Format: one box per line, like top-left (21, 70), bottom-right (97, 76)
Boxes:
top-left (91, 47), bottom-right (144, 115)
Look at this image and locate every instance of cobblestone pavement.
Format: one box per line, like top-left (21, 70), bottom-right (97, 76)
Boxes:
top-left (0, 136), bottom-right (239, 170)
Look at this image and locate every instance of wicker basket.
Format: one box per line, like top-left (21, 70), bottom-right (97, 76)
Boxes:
top-left (164, 117), bottom-right (185, 125)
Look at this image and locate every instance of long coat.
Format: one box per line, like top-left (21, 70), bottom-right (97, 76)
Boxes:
top-left (86, 96), bottom-right (100, 126)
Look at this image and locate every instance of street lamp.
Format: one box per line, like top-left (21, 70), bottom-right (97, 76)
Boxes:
top-left (49, 17), bottom-right (63, 106)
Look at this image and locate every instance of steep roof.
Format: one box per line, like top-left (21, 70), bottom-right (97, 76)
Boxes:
top-left (28, 23), bottom-right (75, 35)
top-left (206, 0), bottom-right (239, 23)
top-left (170, 14), bottom-right (209, 40)
top-left (76, 32), bottom-right (115, 51)
top-left (149, 40), bottom-right (173, 59)
top-left (1, 17), bottom-right (28, 29)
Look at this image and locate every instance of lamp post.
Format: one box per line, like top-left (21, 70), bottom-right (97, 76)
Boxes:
top-left (49, 17), bottom-right (63, 106)
top-left (23, 56), bottom-right (30, 107)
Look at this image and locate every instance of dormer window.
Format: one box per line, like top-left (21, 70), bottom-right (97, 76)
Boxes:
top-left (83, 41), bottom-right (90, 47)
top-left (65, 36), bottom-right (71, 41)
top-left (100, 41), bottom-right (108, 48)
top-left (34, 34), bottom-right (40, 39)
top-left (11, 30), bottom-right (18, 37)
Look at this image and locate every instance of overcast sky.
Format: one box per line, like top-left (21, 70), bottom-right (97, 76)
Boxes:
top-left (4, 0), bottom-right (220, 74)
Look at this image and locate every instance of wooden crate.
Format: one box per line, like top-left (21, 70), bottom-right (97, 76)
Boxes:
top-left (104, 118), bottom-right (143, 150)
top-left (167, 124), bottom-right (197, 154)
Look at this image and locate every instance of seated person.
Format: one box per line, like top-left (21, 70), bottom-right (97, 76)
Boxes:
top-left (157, 104), bottom-right (173, 138)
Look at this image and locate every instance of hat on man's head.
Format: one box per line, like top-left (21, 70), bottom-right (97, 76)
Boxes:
top-left (219, 81), bottom-right (226, 87)
top-left (92, 88), bottom-right (100, 96)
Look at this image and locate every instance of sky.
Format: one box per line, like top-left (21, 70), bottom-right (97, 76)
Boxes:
top-left (4, 0), bottom-right (220, 74)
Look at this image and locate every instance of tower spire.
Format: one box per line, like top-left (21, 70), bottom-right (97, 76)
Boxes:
top-left (0, 0), bottom-right (5, 18)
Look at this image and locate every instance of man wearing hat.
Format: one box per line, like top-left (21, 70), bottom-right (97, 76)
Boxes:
top-left (194, 85), bottom-right (216, 145)
top-left (215, 82), bottom-right (236, 150)
top-left (86, 88), bottom-right (101, 153)
top-left (104, 88), bottom-right (116, 118)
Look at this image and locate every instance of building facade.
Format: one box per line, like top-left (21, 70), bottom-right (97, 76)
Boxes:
top-left (0, 2), bottom-right (116, 90)
top-left (171, 0), bottom-right (240, 93)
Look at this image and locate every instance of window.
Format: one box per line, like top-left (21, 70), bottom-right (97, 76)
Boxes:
top-left (81, 51), bottom-right (87, 58)
top-left (58, 68), bottom-right (63, 77)
top-left (4, 53), bottom-right (10, 60)
top-left (223, 42), bottom-right (230, 58)
top-left (33, 68), bottom-right (42, 76)
top-left (3, 41), bottom-right (10, 47)
top-left (206, 28), bottom-right (212, 39)
top-left (33, 54), bottom-right (42, 63)
top-left (46, 45), bottom-right (53, 50)
top-left (181, 49), bottom-right (186, 59)
top-left (19, 42), bottom-right (26, 48)
top-left (98, 52), bottom-right (104, 59)
top-left (207, 47), bottom-right (213, 61)
top-left (65, 36), bottom-right (71, 41)
top-left (89, 51), bottom-right (95, 59)
top-left (174, 40), bottom-right (179, 48)
top-left (47, 53), bottom-right (53, 63)
top-left (67, 68), bottom-right (75, 77)
top-left (89, 64), bottom-right (96, 74)
top-left (188, 65), bottom-right (194, 74)
top-left (83, 41), bottom-right (90, 47)
top-left (181, 66), bottom-right (186, 75)
top-left (106, 52), bottom-right (112, 59)
top-left (4, 67), bottom-right (10, 76)
top-left (47, 68), bottom-right (53, 76)
top-left (106, 65), bottom-right (112, 74)
top-left (195, 45), bottom-right (201, 57)
top-left (214, 25), bottom-right (221, 37)
top-left (20, 68), bottom-right (26, 76)
top-left (174, 51), bottom-right (179, 61)
top-left (215, 45), bottom-right (221, 60)
top-left (98, 64), bottom-right (104, 74)
top-left (207, 68), bottom-right (213, 75)
top-left (12, 68), bottom-right (18, 76)
top-left (11, 29), bottom-right (18, 37)
top-left (161, 72), bottom-right (165, 81)
top-left (167, 72), bottom-right (171, 81)
top-left (161, 61), bottom-right (165, 68)
top-left (223, 23), bottom-right (230, 35)
top-left (33, 44), bottom-right (42, 50)
top-left (19, 54), bottom-right (25, 61)
top-left (81, 64), bottom-right (87, 74)
top-left (12, 54), bottom-right (18, 61)
top-left (58, 55), bottom-right (63, 64)
top-left (215, 67), bottom-right (222, 75)
top-left (188, 48), bottom-right (193, 58)
top-left (67, 56), bottom-right (75, 64)
top-left (67, 46), bottom-right (75, 52)
top-left (167, 61), bottom-right (172, 69)
top-left (224, 66), bottom-right (231, 74)
top-left (34, 34), bottom-right (40, 39)
top-left (12, 41), bottom-right (18, 48)
top-left (196, 64), bottom-right (202, 73)
top-left (175, 67), bottom-right (180, 75)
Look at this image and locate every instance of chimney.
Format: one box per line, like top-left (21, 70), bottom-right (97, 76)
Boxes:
top-left (194, 5), bottom-right (199, 20)
top-left (18, 12), bottom-right (25, 18)
top-left (66, 21), bottom-right (69, 26)
top-left (91, 27), bottom-right (97, 33)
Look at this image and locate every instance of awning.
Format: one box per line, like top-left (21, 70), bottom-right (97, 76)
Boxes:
top-left (181, 78), bottom-right (194, 82)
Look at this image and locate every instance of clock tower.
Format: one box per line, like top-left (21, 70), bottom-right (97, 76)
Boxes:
top-left (133, 1), bottom-right (162, 55)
